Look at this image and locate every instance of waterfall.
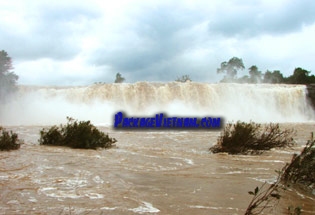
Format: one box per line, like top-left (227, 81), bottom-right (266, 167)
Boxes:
top-left (0, 82), bottom-right (313, 125)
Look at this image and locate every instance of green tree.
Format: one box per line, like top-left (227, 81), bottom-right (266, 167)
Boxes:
top-left (175, 74), bottom-right (192, 83)
top-left (286, 67), bottom-right (315, 84)
top-left (217, 57), bottom-right (245, 82)
top-left (238, 75), bottom-right (249, 83)
top-left (114, 73), bottom-right (125, 83)
top-left (0, 50), bottom-right (18, 99)
top-left (248, 65), bottom-right (262, 83)
top-left (263, 70), bottom-right (284, 83)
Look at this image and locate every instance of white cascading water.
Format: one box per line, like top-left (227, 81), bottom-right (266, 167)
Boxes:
top-left (0, 82), bottom-right (314, 125)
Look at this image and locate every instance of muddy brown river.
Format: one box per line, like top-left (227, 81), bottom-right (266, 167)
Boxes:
top-left (1, 83), bottom-right (315, 214)
top-left (1, 124), bottom-right (315, 215)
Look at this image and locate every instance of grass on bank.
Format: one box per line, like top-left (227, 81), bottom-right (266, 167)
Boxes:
top-left (210, 121), bottom-right (295, 155)
top-left (39, 117), bottom-right (117, 149)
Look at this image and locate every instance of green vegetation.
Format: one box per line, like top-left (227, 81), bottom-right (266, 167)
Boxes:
top-left (0, 50), bottom-right (18, 100)
top-left (286, 67), bottom-right (315, 84)
top-left (0, 127), bottom-right (22, 151)
top-left (217, 57), bottom-right (315, 84)
top-left (39, 117), bottom-right (117, 149)
top-left (244, 135), bottom-right (315, 214)
top-left (114, 72), bottom-right (125, 83)
top-left (245, 168), bottom-right (284, 215)
top-left (282, 135), bottom-right (315, 192)
top-left (210, 121), bottom-right (295, 154)
top-left (175, 74), bottom-right (192, 82)
top-left (245, 167), bottom-right (302, 215)
top-left (217, 57), bottom-right (245, 82)
top-left (263, 70), bottom-right (284, 83)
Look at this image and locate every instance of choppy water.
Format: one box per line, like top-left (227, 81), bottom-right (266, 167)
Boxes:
top-left (1, 83), bottom-right (315, 214)
top-left (1, 124), bottom-right (315, 214)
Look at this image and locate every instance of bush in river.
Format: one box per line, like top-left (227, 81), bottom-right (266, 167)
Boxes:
top-left (210, 121), bottom-right (295, 154)
top-left (0, 126), bottom-right (22, 151)
top-left (39, 117), bottom-right (117, 149)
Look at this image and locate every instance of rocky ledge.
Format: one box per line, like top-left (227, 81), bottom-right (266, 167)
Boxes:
top-left (306, 84), bottom-right (315, 110)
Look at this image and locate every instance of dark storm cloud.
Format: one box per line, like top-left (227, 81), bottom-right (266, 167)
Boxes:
top-left (209, 0), bottom-right (315, 37)
top-left (0, 3), bottom-right (99, 61)
top-left (91, 4), bottom-right (205, 80)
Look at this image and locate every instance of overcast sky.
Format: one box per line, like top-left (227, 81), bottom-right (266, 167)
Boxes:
top-left (1, 0), bottom-right (315, 85)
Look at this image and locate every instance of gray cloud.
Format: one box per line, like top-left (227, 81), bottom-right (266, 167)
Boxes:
top-left (1, 0), bottom-right (315, 85)
top-left (209, 0), bottom-right (315, 37)
top-left (91, 4), bottom-right (208, 81)
top-left (0, 2), bottom-right (99, 61)
top-left (88, 0), bottom-right (315, 83)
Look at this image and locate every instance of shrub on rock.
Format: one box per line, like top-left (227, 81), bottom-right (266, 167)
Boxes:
top-left (0, 127), bottom-right (22, 151)
top-left (39, 117), bottom-right (117, 149)
top-left (210, 121), bottom-right (294, 154)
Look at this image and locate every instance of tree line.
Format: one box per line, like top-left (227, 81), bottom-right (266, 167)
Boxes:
top-left (2, 50), bottom-right (315, 101)
top-left (217, 57), bottom-right (315, 84)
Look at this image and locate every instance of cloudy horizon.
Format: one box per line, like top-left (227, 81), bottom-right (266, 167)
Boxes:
top-left (1, 0), bottom-right (315, 86)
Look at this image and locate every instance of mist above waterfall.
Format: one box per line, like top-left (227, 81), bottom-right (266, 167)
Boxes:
top-left (0, 82), bottom-right (313, 126)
